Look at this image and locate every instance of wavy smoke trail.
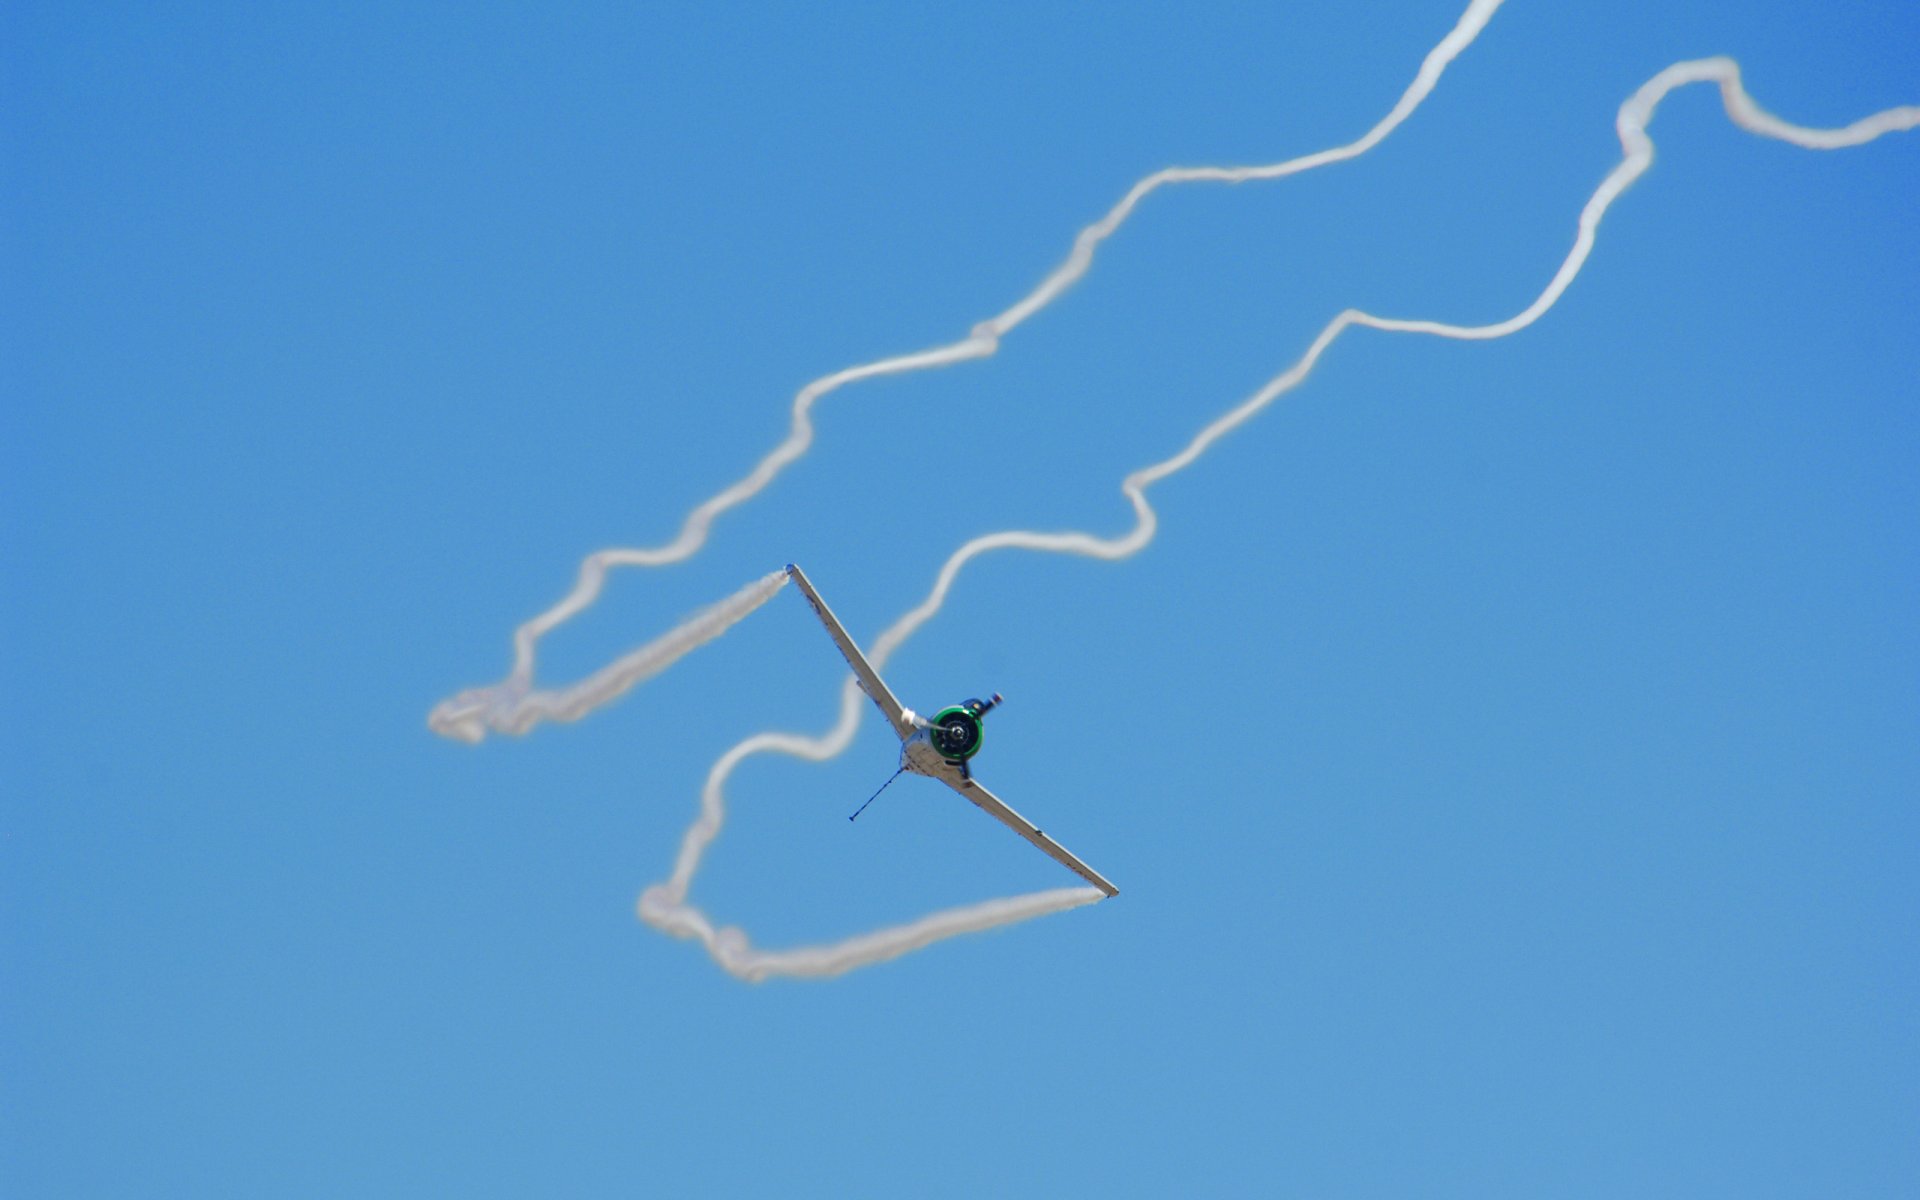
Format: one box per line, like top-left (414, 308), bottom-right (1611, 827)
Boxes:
top-left (430, 0), bottom-right (1918, 981)
top-left (428, 0), bottom-right (1508, 745)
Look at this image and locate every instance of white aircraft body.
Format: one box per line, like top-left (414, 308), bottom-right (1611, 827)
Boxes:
top-left (785, 563), bottom-right (1119, 898)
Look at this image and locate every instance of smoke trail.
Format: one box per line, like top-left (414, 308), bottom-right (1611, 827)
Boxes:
top-left (983, 0), bottom-right (1508, 336)
top-left (437, 0), bottom-right (1509, 730)
top-left (429, 570), bottom-right (789, 743)
top-left (843, 59), bottom-right (1920, 700)
top-left (429, 2), bottom-right (1918, 980)
top-left (639, 883), bottom-right (1104, 983)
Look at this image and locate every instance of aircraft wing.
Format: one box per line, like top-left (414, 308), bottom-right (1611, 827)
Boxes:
top-left (786, 563), bottom-right (919, 741)
top-left (941, 771), bottom-right (1120, 898)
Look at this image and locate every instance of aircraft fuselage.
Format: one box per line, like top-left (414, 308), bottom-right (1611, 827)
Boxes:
top-left (901, 727), bottom-right (953, 778)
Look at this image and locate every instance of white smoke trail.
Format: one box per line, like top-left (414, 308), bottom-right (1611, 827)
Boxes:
top-left (841, 58), bottom-right (1920, 709)
top-left (429, 3), bottom-right (1918, 980)
top-left (433, 0), bottom-right (1508, 744)
top-left (428, 570), bottom-right (789, 743)
top-left (639, 884), bottom-right (1104, 983)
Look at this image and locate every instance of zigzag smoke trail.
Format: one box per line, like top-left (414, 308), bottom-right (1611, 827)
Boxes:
top-left (428, 1), bottom-right (1918, 981)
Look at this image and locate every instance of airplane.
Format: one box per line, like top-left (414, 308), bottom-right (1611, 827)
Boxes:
top-left (785, 562), bottom-right (1119, 898)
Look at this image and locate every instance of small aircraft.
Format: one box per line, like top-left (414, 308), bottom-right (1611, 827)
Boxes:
top-left (785, 563), bottom-right (1119, 898)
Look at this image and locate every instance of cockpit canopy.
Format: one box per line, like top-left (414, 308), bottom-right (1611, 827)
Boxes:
top-left (963, 693), bottom-right (1003, 717)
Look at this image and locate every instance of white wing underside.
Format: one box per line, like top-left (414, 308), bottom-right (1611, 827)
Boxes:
top-left (931, 765), bottom-right (1120, 897)
top-left (785, 563), bottom-right (1118, 898)
top-left (785, 563), bottom-right (918, 740)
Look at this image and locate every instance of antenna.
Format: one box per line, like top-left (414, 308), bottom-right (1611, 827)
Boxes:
top-left (849, 766), bottom-right (907, 822)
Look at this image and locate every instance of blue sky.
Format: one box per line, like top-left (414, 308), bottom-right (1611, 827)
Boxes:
top-left (5, 1), bottom-right (1916, 1195)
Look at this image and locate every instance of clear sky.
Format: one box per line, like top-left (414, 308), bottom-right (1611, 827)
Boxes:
top-left (5, 1), bottom-right (1916, 1195)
